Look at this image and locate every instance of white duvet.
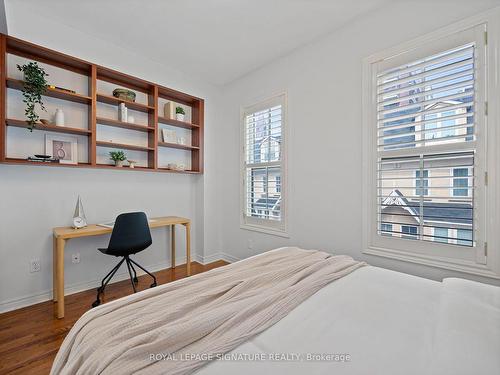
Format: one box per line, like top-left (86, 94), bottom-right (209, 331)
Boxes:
top-left (198, 266), bottom-right (500, 375)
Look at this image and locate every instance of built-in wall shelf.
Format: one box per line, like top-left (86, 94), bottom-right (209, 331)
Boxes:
top-left (96, 140), bottom-right (154, 152)
top-left (96, 117), bottom-right (154, 133)
top-left (6, 78), bottom-right (92, 104)
top-left (0, 34), bottom-right (204, 174)
top-left (96, 93), bottom-right (155, 113)
top-left (158, 116), bottom-right (200, 130)
top-left (6, 118), bottom-right (91, 136)
top-left (158, 141), bottom-right (200, 151)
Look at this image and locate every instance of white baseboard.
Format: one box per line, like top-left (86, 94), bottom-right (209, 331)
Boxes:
top-left (0, 252), bottom-right (238, 314)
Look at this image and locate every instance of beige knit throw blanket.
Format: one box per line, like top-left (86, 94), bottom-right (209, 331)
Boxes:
top-left (51, 247), bottom-right (365, 375)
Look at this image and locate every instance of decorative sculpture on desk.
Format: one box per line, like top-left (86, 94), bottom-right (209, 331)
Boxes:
top-left (72, 196), bottom-right (88, 229)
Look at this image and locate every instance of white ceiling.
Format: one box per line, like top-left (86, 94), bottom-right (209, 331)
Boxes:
top-left (5, 0), bottom-right (500, 86)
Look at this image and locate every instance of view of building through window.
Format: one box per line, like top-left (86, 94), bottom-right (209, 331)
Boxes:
top-left (377, 44), bottom-right (475, 247)
top-left (244, 104), bottom-right (283, 221)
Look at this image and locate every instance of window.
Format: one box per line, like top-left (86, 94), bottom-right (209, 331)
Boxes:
top-left (415, 170), bottom-right (429, 196)
top-left (434, 227), bottom-right (449, 243)
top-left (402, 225), bottom-right (418, 239)
top-left (241, 94), bottom-right (287, 235)
top-left (453, 168), bottom-right (470, 196)
top-left (362, 22), bottom-right (495, 277)
top-left (457, 228), bottom-right (473, 246)
top-left (381, 223), bottom-right (393, 236)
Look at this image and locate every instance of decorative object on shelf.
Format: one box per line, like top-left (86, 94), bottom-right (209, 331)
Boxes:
top-left (45, 134), bottom-right (78, 164)
top-left (164, 102), bottom-right (175, 119)
top-left (112, 88), bottom-right (136, 102)
top-left (54, 108), bottom-right (65, 126)
top-left (162, 128), bottom-right (177, 143)
top-left (166, 163), bottom-right (186, 171)
top-left (175, 106), bottom-right (186, 121)
top-left (27, 154), bottom-right (59, 163)
top-left (40, 119), bottom-right (51, 125)
top-left (167, 162), bottom-right (178, 170)
top-left (49, 85), bottom-right (76, 94)
top-left (128, 115), bottom-right (135, 124)
top-left (128, 160), bottom-right (137, 168)
top-left (72, 195), bottom-right (88, 229)
top-left (17, 62), bottom-right (49, 132)
top-left (118, 102), bottom-right (128, 122)
top-left (177, 136), bottom-right (187, 145)
top-left (109, 150), bottom-right (127, 167)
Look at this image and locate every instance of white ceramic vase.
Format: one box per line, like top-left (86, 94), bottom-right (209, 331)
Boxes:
top-left (176, 113), bottom-right (185, 122)
top-left (55, 109), bottom-right (65, 126)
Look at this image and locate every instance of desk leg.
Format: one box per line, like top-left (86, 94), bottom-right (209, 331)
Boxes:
top-left (52, 235), bottom-right (57, 302)
top-left (186, 222), bottom-right (191, 276)
top-left (56, 238), bottom-right (66, 319)
top-left (171, 224), bottom-right (176, 269)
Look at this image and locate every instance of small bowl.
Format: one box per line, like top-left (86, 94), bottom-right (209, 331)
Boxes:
top-left (113, 88), bottom-right (136, 102)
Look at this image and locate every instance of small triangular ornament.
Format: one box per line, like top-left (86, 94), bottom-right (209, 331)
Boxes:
top-left (72, 195), bottom-right (88, 229)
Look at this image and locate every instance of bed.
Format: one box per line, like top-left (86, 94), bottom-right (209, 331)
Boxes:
top-left (51, 247), bottom-right (500, 375)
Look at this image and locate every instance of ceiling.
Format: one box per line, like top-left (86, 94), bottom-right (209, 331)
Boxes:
top-left (5, 0), bottom-right (500, 86)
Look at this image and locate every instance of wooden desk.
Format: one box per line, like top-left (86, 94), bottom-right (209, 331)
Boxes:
top-left (52, 216), bottom-right (190, 319)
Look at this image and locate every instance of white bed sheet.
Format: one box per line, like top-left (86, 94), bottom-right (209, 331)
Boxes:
top-left (197, 265), bottom-right (442, 375)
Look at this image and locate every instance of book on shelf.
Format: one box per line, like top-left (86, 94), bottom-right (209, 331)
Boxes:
top-left (27, 157), bottom-right (60, 163)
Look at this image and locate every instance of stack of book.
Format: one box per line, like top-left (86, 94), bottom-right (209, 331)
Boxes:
top-left (27, 156), bottom-right (60, 163)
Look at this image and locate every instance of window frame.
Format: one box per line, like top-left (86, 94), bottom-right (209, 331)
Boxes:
top-left (362, 13), bottom-right (500, 279)
top-left (240, 92), bottom-right (289, 237)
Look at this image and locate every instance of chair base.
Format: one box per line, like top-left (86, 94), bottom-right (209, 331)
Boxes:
top-left (92, 255), bottom-right (157, 308)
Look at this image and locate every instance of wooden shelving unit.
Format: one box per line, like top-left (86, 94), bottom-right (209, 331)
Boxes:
top-left (0, 34), bottom-right (204, 174)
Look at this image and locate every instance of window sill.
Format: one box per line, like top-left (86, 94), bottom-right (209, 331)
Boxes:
top-left (363, 245), bottom-right (500, 279)
top-left (240, 223), bottom-right (290, 238)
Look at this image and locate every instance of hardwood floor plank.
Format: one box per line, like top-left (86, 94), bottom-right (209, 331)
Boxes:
top-left (0, 261), bottom-right (228, 375)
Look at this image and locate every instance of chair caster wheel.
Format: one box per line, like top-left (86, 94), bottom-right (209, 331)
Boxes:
top-left (150, 282), bottom-right (157, 288)
top-left (92, 300), bottom-right (101, 308)
top-left (133, 277), bottom-right (139, 283)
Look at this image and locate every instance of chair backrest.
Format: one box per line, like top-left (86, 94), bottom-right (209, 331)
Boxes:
top-left (108, 212), bottom-right (152, 255)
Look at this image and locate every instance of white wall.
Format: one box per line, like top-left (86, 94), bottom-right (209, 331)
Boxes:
top-left (211, 1), bottom-right (500, 286)
top-left (0, 2), bottom-right (223, 311)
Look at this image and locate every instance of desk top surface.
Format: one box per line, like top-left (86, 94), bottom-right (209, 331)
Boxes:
top-left (53, 216), bottom-right (189, 239)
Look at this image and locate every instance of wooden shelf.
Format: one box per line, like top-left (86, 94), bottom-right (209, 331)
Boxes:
top-left (158, 116), bottom-right (199, 130)
top-left (96, 93), bottom-right (154, 113)
top-left (6, 119), bottom-right (91, 136)
top-left (96, 164), bottom-right (153, 171)
top-left (96, 117), bottom-right (154, 133)
top-left (6, 78), bottom-right (91, 105)
top-left (1, 34), bottom-right (204, 174)
top-left (4, 158), bottom-right (91, 168)
top-left (96, 140), bottom-right (154, 152)
top-left (157, 168), bottom-right (201, 174)
top-left (158, 141), bottom-right (199, 151)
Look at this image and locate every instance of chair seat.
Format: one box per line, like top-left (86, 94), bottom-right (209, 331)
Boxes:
top-left (99, 247), bottom-right (140, 256)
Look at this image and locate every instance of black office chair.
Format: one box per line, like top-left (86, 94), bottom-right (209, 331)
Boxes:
top-left (92, 212), bottom-right (157, 308)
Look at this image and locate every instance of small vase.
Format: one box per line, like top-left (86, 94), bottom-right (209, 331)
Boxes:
top-left (55, 109), bottom-right (65, 126)
top-left (115, 160), bottom-right (123, 167)
top-left (176, 113), bottom-right (185, 122)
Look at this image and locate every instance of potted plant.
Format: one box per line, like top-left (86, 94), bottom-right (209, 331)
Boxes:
top-left (109, 150), bottom-right (127, 167)
top-left (17, 62), bottom-right (49, 131)
top-left (175, 106), bottom-right (186, 121)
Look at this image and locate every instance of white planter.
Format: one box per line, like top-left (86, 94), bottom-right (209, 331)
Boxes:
top-left (115, 160), bottom-right (124, 167)
top-left (176, 113), bottom-right (185, 122)
top-left (55, 109), bottom-right (65, 126)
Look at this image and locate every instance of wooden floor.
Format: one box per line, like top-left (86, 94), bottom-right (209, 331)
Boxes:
top-left (0, 261), bottom-right (228, 375)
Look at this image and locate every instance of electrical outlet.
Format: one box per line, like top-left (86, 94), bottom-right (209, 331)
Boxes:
top-left (72, 253), bottom-right (81, 264)
top-left (247, 239), bottom-right (254, 250)
top-left (30, 259), bottom-right (41, 273)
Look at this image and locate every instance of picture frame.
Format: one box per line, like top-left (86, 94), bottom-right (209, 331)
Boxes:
top-left (45, 134), bottom-right (78, 165)
top-left (162, 128), bottom-right (177, 143)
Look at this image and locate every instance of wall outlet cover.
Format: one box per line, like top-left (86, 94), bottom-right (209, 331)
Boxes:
top-left (72, 253), bottom-right (81, 264)
top-left (30, 259), bottom-right (41, 273)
